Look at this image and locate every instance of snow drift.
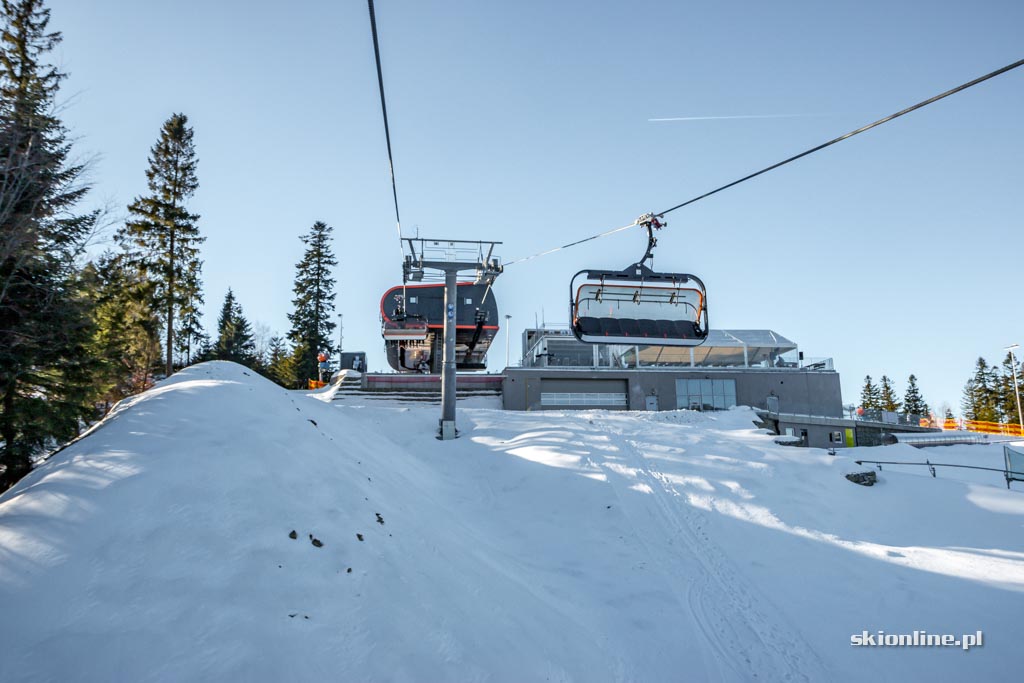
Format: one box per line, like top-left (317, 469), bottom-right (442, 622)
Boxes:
top-left (1, 361), bottom-right (1022, 681)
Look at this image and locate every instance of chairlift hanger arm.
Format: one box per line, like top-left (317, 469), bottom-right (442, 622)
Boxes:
top-left (634, 213), bottom-right (665, 267)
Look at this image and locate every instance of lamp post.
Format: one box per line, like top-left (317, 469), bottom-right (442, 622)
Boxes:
top-left (338, 314), bottom-right (343, 360)
top-left (505, 314), bottom-right (512, 368)
top-left (1007, 344), bottom-right (1023, 435)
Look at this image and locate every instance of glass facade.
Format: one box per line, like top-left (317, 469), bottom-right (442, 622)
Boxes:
top-left (676, 378), bottom-right (737, 411)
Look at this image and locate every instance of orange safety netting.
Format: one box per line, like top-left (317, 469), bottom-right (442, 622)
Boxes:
top-left (959, 419), bottom-right (1024, 437)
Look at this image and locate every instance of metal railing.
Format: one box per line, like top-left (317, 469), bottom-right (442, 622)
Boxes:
top-left (854, 457), bottom-right (1024, 490)
top-left (854, 409), bottom-right (931, 427)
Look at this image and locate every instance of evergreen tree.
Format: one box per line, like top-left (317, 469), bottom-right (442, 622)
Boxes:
top-left (961, 357), bottom-right (999, 422)
top-left (117, 112), bottom-right (203, 377)
top-left (82, 252), bottom-right (161, 410)
top-left (0, 0), bottom-right (99, 490)
top-left (175, 262), bottom-right (205, 366)
top-left (878, 375), bottom-right (901, 412)
top-left (859, 375), bottom-right (880, 410)
top-left (265, 335), bottom-right (296, 388)
top-left (287, 221), bottom-right (337, 384)
top-left (213, 288), bottom-right (255, 364)
top-left (996, 352), bottom-right (1022, 425)
top-left (902, 374), bottom-right (929, 418)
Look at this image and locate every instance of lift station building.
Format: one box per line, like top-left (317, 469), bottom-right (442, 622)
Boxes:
top-left (500, 327), bottom-right (933, 448)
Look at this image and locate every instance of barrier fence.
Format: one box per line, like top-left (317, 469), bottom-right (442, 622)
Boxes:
top-left (856, 449), bottom-right (1024, 489)
top-left (959, 419), bottom-right (1024, 437)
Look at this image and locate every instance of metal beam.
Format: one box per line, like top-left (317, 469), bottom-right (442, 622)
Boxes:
top-left (440, 268), bottom-right (458, 439)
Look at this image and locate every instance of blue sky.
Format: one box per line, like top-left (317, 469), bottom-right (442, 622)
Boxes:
top-left (47, 0), bottom-right (1023, 414)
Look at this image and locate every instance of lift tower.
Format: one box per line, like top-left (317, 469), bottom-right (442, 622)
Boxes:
top-left (402, 238), bottom-right (502, 439)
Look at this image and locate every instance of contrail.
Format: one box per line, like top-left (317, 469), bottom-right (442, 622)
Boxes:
top-left (648, 114), bottom-right (820, 122)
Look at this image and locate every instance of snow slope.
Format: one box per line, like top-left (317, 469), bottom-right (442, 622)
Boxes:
top-left (1, 361), bottom-right (1022, 681)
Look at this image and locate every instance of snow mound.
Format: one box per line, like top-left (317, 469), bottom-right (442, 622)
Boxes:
top-left (1, 361), bottom-right (1022, 681)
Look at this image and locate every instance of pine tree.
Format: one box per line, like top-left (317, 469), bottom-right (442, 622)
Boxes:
top-left (117, 113), bottom-right (204, 377)
top-left (82, 252), bottom-right (161, 410)
top-left (213, 288), bottom-right (255, 364)
top-left (287, 221), bottom-right (337, 384)
top-left (902, 374), bottom-right (929, 418)
top-left (175, 261), bottom-right (205, 366)
top-left (859, 375), bottom-right (880, 410)
top-left (996, 352), bottom-right (1022, 425)
top-left (0, 0), bottom-right (99, 491)
top-left (878, 375), bottom-right (901, 412)
top-left (962, 357), bottom-right (999, 422)
top-left (265, 335), bottom-right (296, 388)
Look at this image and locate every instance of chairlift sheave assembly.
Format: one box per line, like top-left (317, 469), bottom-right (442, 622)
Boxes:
top-left (570, 214), bottom-right (709, 347)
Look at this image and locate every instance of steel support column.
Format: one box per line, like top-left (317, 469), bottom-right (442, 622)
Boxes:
top-left (440, 268), bottom-right (458, 439)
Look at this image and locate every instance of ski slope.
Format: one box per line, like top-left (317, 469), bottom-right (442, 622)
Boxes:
top-left (1, 362), bottom-right (1022, 681)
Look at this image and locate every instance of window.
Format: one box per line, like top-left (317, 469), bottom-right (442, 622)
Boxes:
top-left (465, 297), bottom-right (473, 305)
top-left (676, 378), bottom-right (737, 411)
top-left (408, 296), bottom-right (417, 304)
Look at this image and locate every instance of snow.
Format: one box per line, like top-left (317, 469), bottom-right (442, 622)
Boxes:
top-left (2, 361), bottom-right (1022, 681)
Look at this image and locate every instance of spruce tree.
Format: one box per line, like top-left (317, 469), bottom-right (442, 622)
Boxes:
top-left (902, 374), bottom-right (929, 418)
top-left (878, 375), bottom-right (901, 412)
top-left (266, 335), bottom-right (296, 388)
top-left (0, 0), bottom-right (99, 490)
top-left (175, 262), bottom-right (205, 366)
top-left (213, 288), bottom-right (255, 364)
top-left (287, 221), bottom-right (337, 384)
top-left (82, 252), bottom-right (161, 410)
top-left (962, 357), bottom-right (999, 423)
top-left (117, 113), bottom-right (203, 377)
top-left (859, 375), bottom-right (880, 411)
top-left (996, 352), bottom-right (1021, 425)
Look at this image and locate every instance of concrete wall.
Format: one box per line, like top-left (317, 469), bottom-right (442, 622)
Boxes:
top-left (364, 373), bottom-right (504, 391)
top-left (767, 413), bottom-right (939, 449)
top-left (775, 420), bottom-right (849, 449)
top-left (503, 368), bottom-right (843, 417)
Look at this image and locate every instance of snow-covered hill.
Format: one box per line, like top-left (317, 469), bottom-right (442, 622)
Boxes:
top-left (1, 362), bottom-right (1022, 681)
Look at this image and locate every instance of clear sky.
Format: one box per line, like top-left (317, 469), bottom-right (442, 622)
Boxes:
top-left (46, 0), bottom-right (1023, 414)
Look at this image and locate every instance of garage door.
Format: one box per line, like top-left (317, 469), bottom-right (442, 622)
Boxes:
top-left (539, 378), bottom-right (628, 409)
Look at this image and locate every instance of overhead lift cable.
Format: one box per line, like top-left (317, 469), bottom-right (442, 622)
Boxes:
top-left (366, 0), bottom-right (406, 283)
top-left (506, 57), bottom-right (1024, 266)
top-left (655, 57), bottom-right (1024, 217)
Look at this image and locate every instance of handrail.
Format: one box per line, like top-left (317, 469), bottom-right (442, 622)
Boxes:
top-left (854, 459), bottom-right (1024, 489)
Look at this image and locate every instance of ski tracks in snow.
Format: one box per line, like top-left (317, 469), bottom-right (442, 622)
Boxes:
top-left (593, 418), bottom-right (829, 682)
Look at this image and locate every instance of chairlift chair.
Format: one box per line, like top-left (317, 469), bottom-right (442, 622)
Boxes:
top-left (569, 215), bottom-right (708, 347)
top-left (381, 317), bottom-right (429, 341)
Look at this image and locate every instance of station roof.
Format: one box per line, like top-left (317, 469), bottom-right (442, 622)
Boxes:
top-left (526, 326), bottom-right (800, 368)
top-left (625, 329), bottom-right (797, 367)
